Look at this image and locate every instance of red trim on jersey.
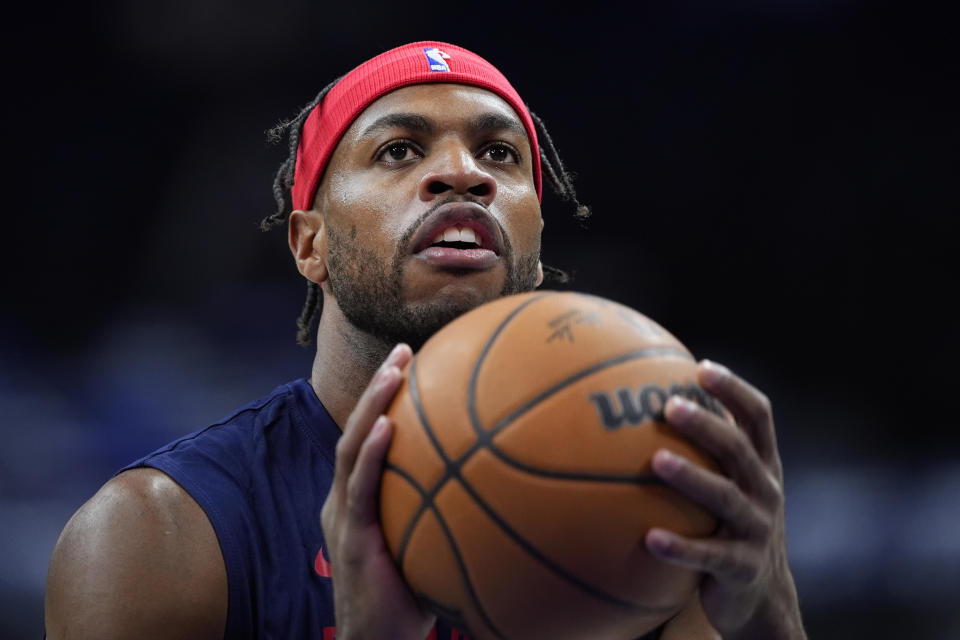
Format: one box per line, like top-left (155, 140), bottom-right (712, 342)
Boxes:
top-left (314, 546), bottom-right (333, 578)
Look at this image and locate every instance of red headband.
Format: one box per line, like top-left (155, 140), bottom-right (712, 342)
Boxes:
top-left (291, 41), bottom-right (542, 211)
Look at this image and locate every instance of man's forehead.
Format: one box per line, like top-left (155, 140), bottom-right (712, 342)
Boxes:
top-left (289, 41), bottom-right (543, 209)
top-left (347, 83), bottom-right (526, 138)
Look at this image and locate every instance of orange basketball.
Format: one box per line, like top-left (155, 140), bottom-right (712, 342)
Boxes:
top-left (380, 291), bottom-right (722, 639)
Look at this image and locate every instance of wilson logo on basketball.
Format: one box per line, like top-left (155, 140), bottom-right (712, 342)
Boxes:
top-left (589, 382), bottom-right (723, 430)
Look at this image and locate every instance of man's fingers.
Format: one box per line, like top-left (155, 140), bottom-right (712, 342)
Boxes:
top-left (698, 360), bottom-right (778, 465)
top-left (645, 528), bottom-right (761, 586)
top-left (652, 450), bottom-right (771, 540)
top-left (664, 395), bottom-right (773, 501)
top-left (334, 344), bottom-right (411, 482)
top-left (345, 416), bottom-right (394, 528)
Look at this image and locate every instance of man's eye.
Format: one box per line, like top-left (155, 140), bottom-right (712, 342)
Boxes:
top-left (379, 142), bottom-right (419, 163)
top-left (482, 144), bottom-right (518, 164)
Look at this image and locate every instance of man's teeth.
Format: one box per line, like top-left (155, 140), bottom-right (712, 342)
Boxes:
top-left (431, 226), bottom-right (482, 247)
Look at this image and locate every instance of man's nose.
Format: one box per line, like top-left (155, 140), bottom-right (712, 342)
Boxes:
top-left (417, 144), bottom-right (497, 206)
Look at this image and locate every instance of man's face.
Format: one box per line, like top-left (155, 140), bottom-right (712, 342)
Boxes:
top-left (312, 83), bottom-right (544, 349)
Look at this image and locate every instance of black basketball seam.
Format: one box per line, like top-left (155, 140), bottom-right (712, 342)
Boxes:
top-left (447, 349), bottom-right (693, 486)
top-left (486, 348), bottom-right (694, 437)
top-left (466, 292), bottom-right (552, 438)
top-left (409, 355), bottom-right (453, 464)
top-left (382, 463), bottom-right (507, 640)
top-left (481, 347), bottom-right (692, 483)
top-left (450, 464), bottom-right (685, 616)
top-left (483, 451), bottom-right (664, 484)
top-left (396, 356), bottom-right (451, 566)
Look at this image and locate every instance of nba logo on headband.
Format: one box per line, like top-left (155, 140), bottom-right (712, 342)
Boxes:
top-left (423, 47), bottom-right (451, 72)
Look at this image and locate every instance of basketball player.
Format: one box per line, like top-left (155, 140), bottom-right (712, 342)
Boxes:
top-left (44, 42), bottom-right (806, 639)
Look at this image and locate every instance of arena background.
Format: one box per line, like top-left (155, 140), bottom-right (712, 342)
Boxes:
top-left (2, 1), bottom-right (956, 638)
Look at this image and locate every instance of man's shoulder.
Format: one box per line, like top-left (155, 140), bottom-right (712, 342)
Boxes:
top-left (62, 468), bottom-right (213, 546)
top-left (114, 377), bottom-right (339, 556)
top-left (46, 379), bottom-right (339, 638)
top-left (45, 468), bottom-right (228, 639)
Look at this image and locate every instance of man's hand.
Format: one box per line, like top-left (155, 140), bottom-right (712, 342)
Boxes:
top-left (320, 344), bottom-right (436, 640)
top-left (646, 361), bottom-right (806, 640)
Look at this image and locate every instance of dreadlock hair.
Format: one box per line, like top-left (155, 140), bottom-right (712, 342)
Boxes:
top-left (260, 85), bottom-right (590, 347)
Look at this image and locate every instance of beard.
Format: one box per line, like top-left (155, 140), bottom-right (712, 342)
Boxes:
top-left (326, 213), bottom-right (540, 352)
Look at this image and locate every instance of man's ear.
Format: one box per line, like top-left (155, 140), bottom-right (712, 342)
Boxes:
top-left (288, 210), bottom-right (328, 285)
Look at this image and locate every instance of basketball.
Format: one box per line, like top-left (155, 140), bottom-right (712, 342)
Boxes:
top-left (380, 291), bottom-right (723, 639)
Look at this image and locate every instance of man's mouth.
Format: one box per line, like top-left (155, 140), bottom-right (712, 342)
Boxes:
top-left (409, 202), bottom-right (504, 270)
top-left (429, 225), bottom-right (485, 249)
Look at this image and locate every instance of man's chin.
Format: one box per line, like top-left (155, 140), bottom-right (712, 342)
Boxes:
top-left (410, 280), bottom-right (501, 311)
top-left (393, 294), bottom-right (489, 350)
top-left (396, 273), bottom-right (539, 350)
top-left (337, 252), bottom-right (540, 352)
top-left (402, 261), bottom-right (507, 301)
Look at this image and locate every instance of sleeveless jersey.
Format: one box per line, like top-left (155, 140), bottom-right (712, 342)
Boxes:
top-left (119, 378), bottom-right (663, 639)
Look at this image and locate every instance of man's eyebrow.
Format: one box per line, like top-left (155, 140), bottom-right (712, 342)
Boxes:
top-left (357, 111), bottom-right (527, 141)
top-left (470, 112), bottom-right (527, 140)
top-left (359, 113), bottom-right (434, 139)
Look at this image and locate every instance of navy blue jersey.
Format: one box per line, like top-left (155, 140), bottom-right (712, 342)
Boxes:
top-left (120, 379), bottom-right (664, 639)
top-left (119, 378), bottom-right (469, 639)
top-left (119, 379), bottom-right (340, 637)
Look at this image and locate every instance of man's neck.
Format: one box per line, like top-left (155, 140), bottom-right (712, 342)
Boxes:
top-left (308, 295), bottom-right (394, 429)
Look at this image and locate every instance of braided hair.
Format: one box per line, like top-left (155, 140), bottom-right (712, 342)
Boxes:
top-left (261, 84), bottom-right (589, 346)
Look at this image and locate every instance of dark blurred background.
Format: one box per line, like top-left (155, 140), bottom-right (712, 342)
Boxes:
top-left (2, 1), bottom-right (957, 638)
